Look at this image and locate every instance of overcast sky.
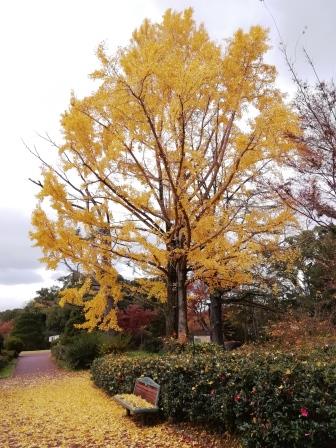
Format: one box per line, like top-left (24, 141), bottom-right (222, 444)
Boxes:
top-left (0, 0), bottom-right (335, 311)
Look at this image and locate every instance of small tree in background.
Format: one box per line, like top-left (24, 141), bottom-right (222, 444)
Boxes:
top-left (275, 57), bottom-right (336, 325)
top-left (279, 55), bottom-right (336, 228)
top-left (0, 320), bottom-right (14, 337)
top-left (11, 311), bottom-right (47, 350)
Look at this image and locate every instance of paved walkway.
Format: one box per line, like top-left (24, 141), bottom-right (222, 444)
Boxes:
top-left (14, 350), bottom-right (60, 377)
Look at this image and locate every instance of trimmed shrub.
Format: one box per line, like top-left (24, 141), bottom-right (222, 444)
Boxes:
top-left (91, 347), bottom-right (336, 448)
top-left (4, 336), bottom-right (24, 356)
top-left (52, 333), bottom-right (103, 369)
top-left (162, 338), bottom-right (226, 356)
top-left (185, 342), bottom-right (226, 356)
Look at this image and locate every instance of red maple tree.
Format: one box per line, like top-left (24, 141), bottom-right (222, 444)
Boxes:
top-left (0, 320), bottom-right (14, 336)
top-left (117, 305), bottom-right (157, 335)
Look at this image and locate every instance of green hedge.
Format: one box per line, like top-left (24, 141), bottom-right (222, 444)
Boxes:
top-left (91, 347), bottom-right (336, 448)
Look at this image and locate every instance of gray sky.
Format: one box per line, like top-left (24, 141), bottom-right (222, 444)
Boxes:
top-left (0, 0), bottom-right (335, 311)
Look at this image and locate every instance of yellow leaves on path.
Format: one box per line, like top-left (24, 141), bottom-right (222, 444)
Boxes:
top-left (0, 372), bottom-right (240, 448)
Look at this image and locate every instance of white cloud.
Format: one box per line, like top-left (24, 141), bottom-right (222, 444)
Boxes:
top-left (0, 209), bottom-right (40, 270)
top-left (0, 269), bottom-right (66, 311)
top-left (0, 269), bottom-right (43, 285)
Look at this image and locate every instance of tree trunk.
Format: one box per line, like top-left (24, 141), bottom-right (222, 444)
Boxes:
top-left (176, 257), bottom-right (188, 343)
top-left (210, 291), bottom-right (224, 346)
top-left (166, 257), bottom-right (178, 337)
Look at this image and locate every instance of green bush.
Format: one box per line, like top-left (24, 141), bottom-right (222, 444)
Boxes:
top-left (0, 354), bottom-right (7, 370)
top-left (99, 333), bottom-right (132, 355)
top-left (161, 339), bottom-right (225, 356)
top-left (4, 336), bottom-right (24, 356)
top-left (185, 342), bottom-right (226, 356)
top-left (52, 333), bottom-right (103, 369)
top-left (0, 349), bottom-right (16, 371)
top-left (1, 349), bottom-right (16, 361)
top-left (161, 337), bottom-right (187, 354)
top-left (0, 333), bottom-right (4, 352)
top-left (91, 347), bottom-right (336, 448)
top-left (51, 340), bottom-right (67, 363)
top-left (140, 336), bottom-right (164, 353)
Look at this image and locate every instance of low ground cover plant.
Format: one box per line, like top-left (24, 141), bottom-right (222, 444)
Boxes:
top-left (0, 335), bottom-right (20, 377)
top-left (91, 345), bottom-right (336, 448)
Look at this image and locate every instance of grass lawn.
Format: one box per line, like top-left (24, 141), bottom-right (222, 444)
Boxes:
top-left (0, 359), bottom-right (17, 379)
top-left (0, 372), bottom-right (241, 448)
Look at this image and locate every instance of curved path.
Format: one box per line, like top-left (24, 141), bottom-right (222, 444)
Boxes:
top-left (14, 350), bottom-right (60, 377)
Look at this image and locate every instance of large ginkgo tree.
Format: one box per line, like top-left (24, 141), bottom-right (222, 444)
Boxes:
top-left (31, 9), bottom-right (298, 341)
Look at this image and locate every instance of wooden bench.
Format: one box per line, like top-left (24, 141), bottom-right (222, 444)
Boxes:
top-left (113, 377), bottom-right (160, 416)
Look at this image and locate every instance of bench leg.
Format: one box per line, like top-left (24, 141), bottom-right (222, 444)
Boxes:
top-left (126, 409), bottom-right (130, 416)
top-left (142, 414), bottom-right (148, 425)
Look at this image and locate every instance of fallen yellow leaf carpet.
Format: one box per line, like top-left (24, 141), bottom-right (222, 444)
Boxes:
top-left (0, 372), bottom-right (241, 448)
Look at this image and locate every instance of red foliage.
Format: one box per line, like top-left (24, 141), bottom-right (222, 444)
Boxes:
top-left (0, 320), bottom-right (14, 336)
top-left (117, 305), bottom-right (157, 335)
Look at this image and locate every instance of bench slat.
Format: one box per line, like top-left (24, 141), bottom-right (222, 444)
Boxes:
top-left (134, 377), bottom-right (160, 406)
top-left (134, 385), bottom-right (159, 404)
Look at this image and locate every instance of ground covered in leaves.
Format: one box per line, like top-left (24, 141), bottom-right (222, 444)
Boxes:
top-left (0, 372), bottom-right (240, 448)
